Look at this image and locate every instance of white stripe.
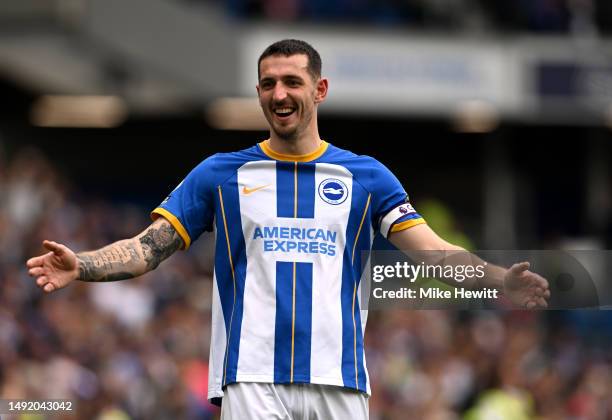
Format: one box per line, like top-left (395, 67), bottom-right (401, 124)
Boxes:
top-left (379, 203), bottom-right (417, 238)
top-left (358, 224), bottom-right (375, 395)
top-left (208, 268), bottom-right (227, 400)
top-left (311, 163), bottom-right (353, 382)
top-left (236, 161), bottom-right (278, 380)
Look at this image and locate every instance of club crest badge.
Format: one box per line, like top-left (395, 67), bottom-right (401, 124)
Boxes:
top-left (318, 178), bottom-right (349, 205)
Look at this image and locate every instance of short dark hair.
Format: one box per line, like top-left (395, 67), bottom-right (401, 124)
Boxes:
top-left (258, 39), bottom-right (322, 81)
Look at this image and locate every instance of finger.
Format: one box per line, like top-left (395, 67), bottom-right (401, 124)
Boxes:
top-left (534, 274), bottom-right (549, 289)
top-left (28, 267), bottom-right (45, 277)
top-left (36, 276), bottom-right (48, 287)
top-left (536, 297), bottom-right (548, 308)
top-left (43, 282), bottom-right (56, 293)
top-left (26, 253), bottom-right (52, 268)
top-left (525, 300), bottom-right (536, 309)
top-left (43, 240), bottom-right (65, 257)
top-left (510, 262), bottom-right (530, 275)
top-left (524, 272), bottom-right (549, 292)
top-left (530, 286), bottom-right (549, 302)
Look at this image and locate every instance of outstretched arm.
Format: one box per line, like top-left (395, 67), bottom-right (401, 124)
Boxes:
top-left (388, 223), bottom-right (550, 308)
top-left (26, 217), bottom-right (183, 293)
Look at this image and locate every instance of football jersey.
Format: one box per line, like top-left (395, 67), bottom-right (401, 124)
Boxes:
top-left (151, 140), bottom-right (425, 404)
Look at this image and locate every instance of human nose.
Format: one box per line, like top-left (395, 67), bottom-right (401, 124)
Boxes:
top-left (272, 84), bottom-right (288, 102)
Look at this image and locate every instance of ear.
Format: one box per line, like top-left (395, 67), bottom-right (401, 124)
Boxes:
top-left (314, 78), bottom-right (328, 104)
top-left (256, 84), bottom-right (264, 106)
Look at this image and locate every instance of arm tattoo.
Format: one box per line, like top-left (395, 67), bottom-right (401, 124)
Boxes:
top-left (76, 220), bottom-right (182, 282)
top-left (77, 242), bottom-right (140, 282)
top-left (139, 222), bottom-right (182, 271)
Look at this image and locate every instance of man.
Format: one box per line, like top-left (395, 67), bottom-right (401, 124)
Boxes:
top-left (26, 39), bottom-right (550, 419)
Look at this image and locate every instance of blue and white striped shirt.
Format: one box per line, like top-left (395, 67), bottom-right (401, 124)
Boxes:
top-left (152, 140), bottom-right (425, 404)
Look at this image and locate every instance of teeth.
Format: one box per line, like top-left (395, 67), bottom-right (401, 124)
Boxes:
top-left (275, 108), bottom-right (294, 114)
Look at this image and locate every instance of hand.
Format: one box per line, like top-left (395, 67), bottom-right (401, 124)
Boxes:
top-left (503, 262), bottom-right (551, 309)
top-left (26, 240), bottom-right (79, 293)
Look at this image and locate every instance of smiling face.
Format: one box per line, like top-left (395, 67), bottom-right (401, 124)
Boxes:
top-left (257, 54), bottom-right (327, 142)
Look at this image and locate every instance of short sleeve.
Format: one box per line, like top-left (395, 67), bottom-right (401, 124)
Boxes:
top-left (151, 155), bottom-right (217, 250)
top-left (368, 159), bottom-right (426, 238)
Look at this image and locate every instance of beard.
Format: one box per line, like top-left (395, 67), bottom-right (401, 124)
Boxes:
top-left (273, 124), bottom-right (299, 141)
top-left (267, 106), bottom-right (313, 142)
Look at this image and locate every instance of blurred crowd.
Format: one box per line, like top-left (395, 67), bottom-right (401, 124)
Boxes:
top-left (1, 147), bottom-right (218, 419)
top-left (1, 146), bottom-right (612, 419)
top-left (222, 0), bottom-right (612, 35)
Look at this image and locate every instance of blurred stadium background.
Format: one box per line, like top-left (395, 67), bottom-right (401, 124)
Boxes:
top-left (1, 0), bottom-right (612, 419)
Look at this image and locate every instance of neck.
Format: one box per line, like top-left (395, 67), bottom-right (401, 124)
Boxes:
top-left (268, 117), bottom-right (321, 155)
top-left (268, 133), bottom-right (322, 156)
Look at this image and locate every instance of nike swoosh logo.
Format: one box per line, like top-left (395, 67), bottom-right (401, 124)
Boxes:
top-left (242, 184), bottom-right (270, 195)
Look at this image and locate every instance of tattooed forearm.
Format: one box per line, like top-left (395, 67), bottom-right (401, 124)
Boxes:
top-left (139, 222), bottom-right (182, 271)
top-left (77, 241), bottom-right (140, 282)
top-left (75, 218), bottom-right (182, 282)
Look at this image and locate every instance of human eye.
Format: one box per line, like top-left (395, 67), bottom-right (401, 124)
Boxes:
top-left (260, 79), bottom-right (275, 89)
top-left (286, 78), bottom-right (302, 87)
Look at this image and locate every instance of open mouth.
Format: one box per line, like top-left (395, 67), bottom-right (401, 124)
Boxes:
top-left (273, 107), bottom-right (296, 118)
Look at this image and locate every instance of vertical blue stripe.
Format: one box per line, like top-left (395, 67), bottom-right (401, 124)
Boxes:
top-left (341, 183), bottom-right (370, 392)
top-left (276, 161), bottom-right (295, 218)
top-left (274, 261), bottom-right (293, 383)
top-left (296, 163), bottom-right (316, 218)
top-left (274, 261), bottom-right (314, 383)
top-left (274, 161), bottom-right (314, 383)
top-left (293, 262), bottom-right (313, 381)
top-left (214, 176), bottom-right (248, 385)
